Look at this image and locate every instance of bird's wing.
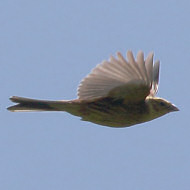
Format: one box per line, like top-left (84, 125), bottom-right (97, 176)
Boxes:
top-left (77, 50), bottom-right (160, 102)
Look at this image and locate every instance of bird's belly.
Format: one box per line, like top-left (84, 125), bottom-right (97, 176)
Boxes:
top-left (80, 108), bottom-right (148, 127)
top-left (66, 99), bottom-right (150, 127)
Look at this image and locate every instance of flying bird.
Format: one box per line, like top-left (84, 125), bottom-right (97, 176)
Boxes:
top-left (8, 50), bottom-right (178, 127)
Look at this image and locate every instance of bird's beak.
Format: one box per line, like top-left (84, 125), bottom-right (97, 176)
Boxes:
top-left (171, 104), bottom-right (179, 112)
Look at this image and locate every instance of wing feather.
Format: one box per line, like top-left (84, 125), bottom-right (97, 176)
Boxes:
top-left (152, 60), bottom-right (160, 95)
top-left (126, 51), bottom-right (144, 79)
top-left (137, 51), bottom-right (149, 84)
top-left (77, 51), bottom-right (159, 101)
top-left (145, 52), bottom-right (154, 86)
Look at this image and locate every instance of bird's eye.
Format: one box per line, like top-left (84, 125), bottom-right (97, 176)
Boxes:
top-left (160, 102), bottom-right (165, 107)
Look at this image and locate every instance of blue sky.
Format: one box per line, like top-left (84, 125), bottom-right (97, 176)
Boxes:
top-left (1, 0), bottom-right (190, 189)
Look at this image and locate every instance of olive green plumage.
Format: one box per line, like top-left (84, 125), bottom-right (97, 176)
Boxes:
top-left (8, 50), bottom-right (178, 127)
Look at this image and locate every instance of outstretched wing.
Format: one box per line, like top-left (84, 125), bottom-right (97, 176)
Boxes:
top-left (77, 50), bottom-right (160, 103)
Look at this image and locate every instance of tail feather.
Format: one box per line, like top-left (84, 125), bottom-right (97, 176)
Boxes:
top-left (7, 96), bottom-right (66, 112)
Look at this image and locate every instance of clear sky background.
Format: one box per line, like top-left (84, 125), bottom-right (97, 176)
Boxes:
top-left (1, 0), bottom-right (190, 189)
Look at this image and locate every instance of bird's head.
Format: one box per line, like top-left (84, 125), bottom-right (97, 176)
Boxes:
top-left (146, 97), bottom-right (179, 119)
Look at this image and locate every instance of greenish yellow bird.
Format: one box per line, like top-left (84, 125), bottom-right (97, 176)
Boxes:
top-left (8, 50), bottom-right (178, 127)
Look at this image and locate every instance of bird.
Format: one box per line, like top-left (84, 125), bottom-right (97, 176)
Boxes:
top-left (7, 50), bottom-right (179, 127)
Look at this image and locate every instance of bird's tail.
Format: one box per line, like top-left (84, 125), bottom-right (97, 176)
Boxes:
top-left (7, 96), bottom-right (73, 112)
